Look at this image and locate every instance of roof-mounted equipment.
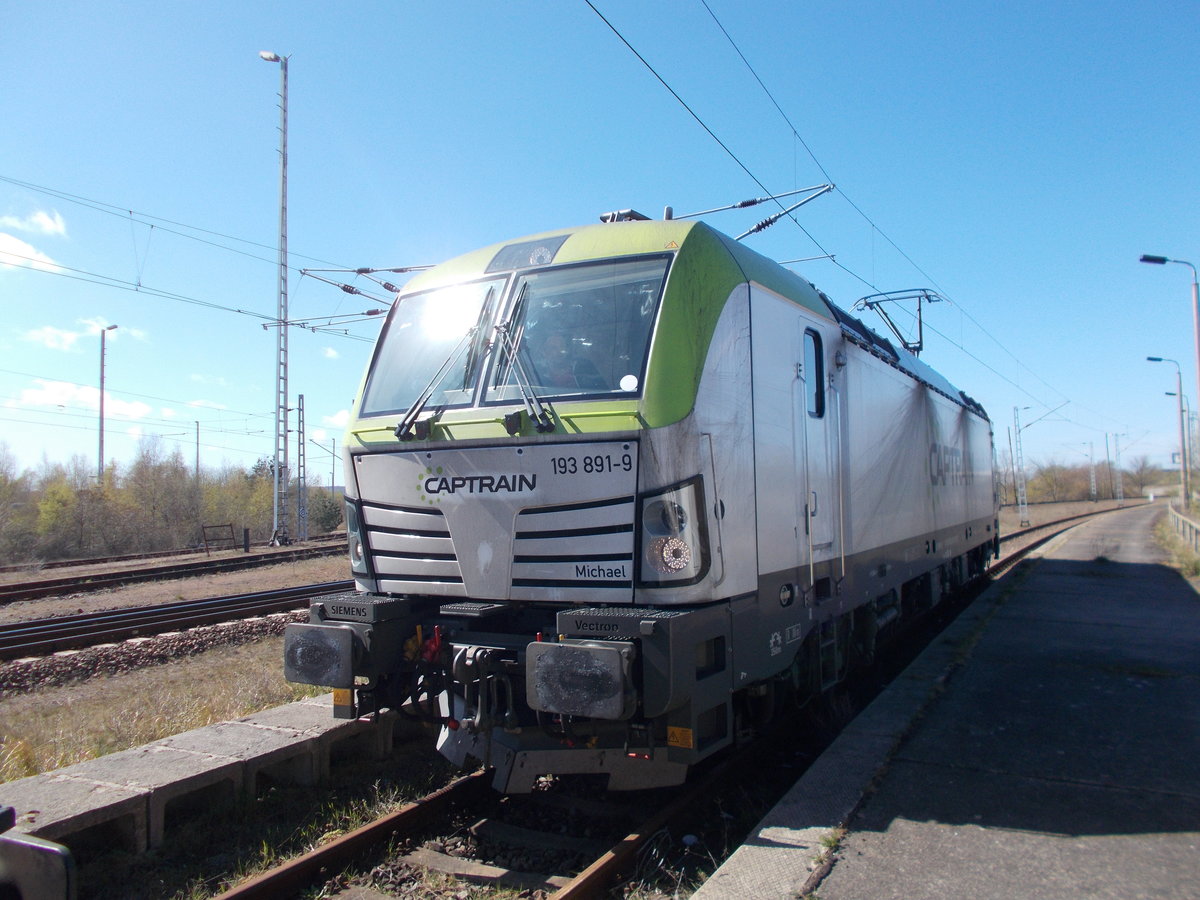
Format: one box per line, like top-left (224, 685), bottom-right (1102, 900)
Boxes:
top-left (853, 289), bottom-right (946, 357)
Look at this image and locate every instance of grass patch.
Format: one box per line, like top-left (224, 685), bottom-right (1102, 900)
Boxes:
top-left (0, 637), bottom-right (322, 783)
top-left (1153, 519), bottom-right (1200, 579)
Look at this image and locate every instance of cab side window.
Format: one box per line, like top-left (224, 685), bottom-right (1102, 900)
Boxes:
top-left (804, 329), bottom-right (824, 418)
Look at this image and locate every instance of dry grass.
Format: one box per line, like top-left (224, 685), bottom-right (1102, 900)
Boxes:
top-left (0, 636), bottom-right (322, 783)
top-left (1154, 518), bottom-right (1200, 579)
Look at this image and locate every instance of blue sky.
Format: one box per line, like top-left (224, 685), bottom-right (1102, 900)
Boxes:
top-left (2, 0), bottom-right (1197, 483)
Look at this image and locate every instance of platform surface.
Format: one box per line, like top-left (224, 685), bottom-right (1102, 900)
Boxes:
top-left (697, 503), bottom-right (1200, 900)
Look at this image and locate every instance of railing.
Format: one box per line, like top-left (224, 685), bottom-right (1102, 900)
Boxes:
top-left (1168, 503), bottom-right (1200, 553)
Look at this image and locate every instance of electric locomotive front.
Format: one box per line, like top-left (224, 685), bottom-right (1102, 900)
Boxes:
top-left (285, 220), bottom-right (755, 791)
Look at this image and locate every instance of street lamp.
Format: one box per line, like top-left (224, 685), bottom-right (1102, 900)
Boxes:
top-left (1141, 254), bottom-right (1200, 500)
top-left (98, 324), bottom-right (118, 482)
top-left (262, 49), bottom-right (291, 544)
top-left (1148, 356), bottom-right (1189, 504)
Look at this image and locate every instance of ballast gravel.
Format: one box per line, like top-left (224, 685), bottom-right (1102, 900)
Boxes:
top-left (0, 610), bottom-right (307, 696)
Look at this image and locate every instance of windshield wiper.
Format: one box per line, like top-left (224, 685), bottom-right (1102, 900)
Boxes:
top-left (393, 289), bottom-right (496, 441)
top-left (393, 327), bottom-right (475, 441)
top-left (493, 321), bottom-right (555, 433)
top-left (460, 286), bottom-right (498, 388)
top-left (491, 284), bottom-right (554, 434)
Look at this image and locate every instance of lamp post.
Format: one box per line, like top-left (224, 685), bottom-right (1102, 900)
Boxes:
top-left (261, 50), bottom-right (290, 544)
top-left (98, 323), bottom-right (118, 482)
top-left (1141, 254), bottom-right (1200, 501)
top-left (1167, 391), bottom-right (1192, 493)
top-left (1148, 356), bottom-right (1188, 504)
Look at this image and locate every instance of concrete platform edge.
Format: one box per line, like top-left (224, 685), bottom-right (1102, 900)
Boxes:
top-left (693, 563), bottom-right (1033, 900)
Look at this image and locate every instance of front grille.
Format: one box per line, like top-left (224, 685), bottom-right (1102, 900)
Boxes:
top-left (361, 501), bottom-right (466, 595)
top-left (511, 495), bottom-right (636, 595)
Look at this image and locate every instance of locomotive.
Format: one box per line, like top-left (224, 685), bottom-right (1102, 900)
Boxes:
top-left (284, 213), bottom-right (997, 792)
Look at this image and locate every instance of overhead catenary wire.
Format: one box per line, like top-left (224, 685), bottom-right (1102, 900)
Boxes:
top-left (581, 0), bottom-right (835, 262)
top-left (694, 0), bottom-right (1118, 429)
top-left (589, 0), bottom-right (1109, 438)
top-left (0, 173), bottom-right (351, 271)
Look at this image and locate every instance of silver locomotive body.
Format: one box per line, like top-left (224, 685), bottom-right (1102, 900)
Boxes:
top-left (284, 219), bottom-right (996, 791)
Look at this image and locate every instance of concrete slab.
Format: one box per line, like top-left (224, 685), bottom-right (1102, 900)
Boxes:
top-left (0, 695), bottom-right (409, 858)
top-left (62, 744), bottom-right (242, 847)
top-left (156, 721), bottom-right (320, 795)
top-left (0, 772), bottom-right (148, 853)
top-left (240, 696), bottom-right (399, 778)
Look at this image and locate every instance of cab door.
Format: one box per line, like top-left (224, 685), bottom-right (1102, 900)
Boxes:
top-left (796, 324), bottom-right (836, 583)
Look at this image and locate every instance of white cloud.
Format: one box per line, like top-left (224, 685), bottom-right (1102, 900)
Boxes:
top-left (9, 379), bottom-right (150, 419)
top-left (190, 373), bottom-right (229, 387)
top-left (322, 347), bottom-right (340, 359)
top-left (24, 326), bottom-right (80, 351)
top-left (0, 233), bottom-right (59, 272)
top-left (323, 409), bottom-right (351, 428)
top-left (0, 380), bottom-right (82, 411)
top-left (107, 396), bottom-right (151, 419)
top-left (0, 210), bottom-right (66, 236)
top-left (23, 318), bottom-right (127, 352)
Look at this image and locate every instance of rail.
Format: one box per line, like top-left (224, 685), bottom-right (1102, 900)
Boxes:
top-left (0, 581), bottom-right (353, 661)
top-left (0, 545), bottom-right (345, 605)
top-left (0, 534), bottom-right (347, 576)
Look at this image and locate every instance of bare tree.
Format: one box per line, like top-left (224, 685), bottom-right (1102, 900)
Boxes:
top-left (1124, 455), bottom-right (1160, 498)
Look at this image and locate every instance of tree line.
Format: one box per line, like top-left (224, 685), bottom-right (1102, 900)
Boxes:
top-left (995, 453), bottom-right (1168, 506)
top-left (0, 439), bottom-right (1173, 566)
top-left (0, 440), bottom-right (343, 565)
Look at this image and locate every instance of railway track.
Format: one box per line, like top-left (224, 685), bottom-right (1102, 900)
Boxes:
top-left (0, 544), bottom-right (345, 605)
top-left (0, 581), bottom-right (353, 661)
top-left (0, 534), bottom-right (347, 576)
top-left (212, 734), bottom-right (765, 900)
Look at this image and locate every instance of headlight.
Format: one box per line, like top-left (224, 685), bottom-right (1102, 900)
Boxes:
top-left (345, 498), bottom-right (373, 577)
top-left (638, 477), bottom-right (709, 586)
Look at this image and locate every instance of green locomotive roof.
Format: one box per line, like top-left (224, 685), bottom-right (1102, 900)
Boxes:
top-left (403, 219), bottom-right (834, 322)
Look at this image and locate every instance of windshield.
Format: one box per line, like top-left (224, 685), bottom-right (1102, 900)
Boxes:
top-left (485, 256), bottom-right (669, 404)
top-left (359, 277), bottom-right (505, 417)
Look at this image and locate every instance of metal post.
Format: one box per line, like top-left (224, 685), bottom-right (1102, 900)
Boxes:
top-left (1013, 407), bottom-right (1031, 527)
top-left (1141, 255), bottom-right (1200, 505)
top-left (98, 324), bottom-right (118, 482)
top-left (1185, 395), bottom-right (1193, 503)
top-left (297, 394), bottom-right (308, 541)
top-left (262, 51), bottom-right (290, 544)
top-left (1104, 434), bottom-right (1113, 500)
top-left (1114, 434), bottom-right (1124, 506)
top-left (1192, 272), bottom-right (1199, 500)
top-left (1088, 442), bottom-right (1096, 502)
top-left (1147, 357), bottom-right (1185, 508)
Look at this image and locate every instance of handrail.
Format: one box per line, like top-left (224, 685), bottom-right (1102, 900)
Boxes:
top-left (1168, 503), bottom-right (1200, 553)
